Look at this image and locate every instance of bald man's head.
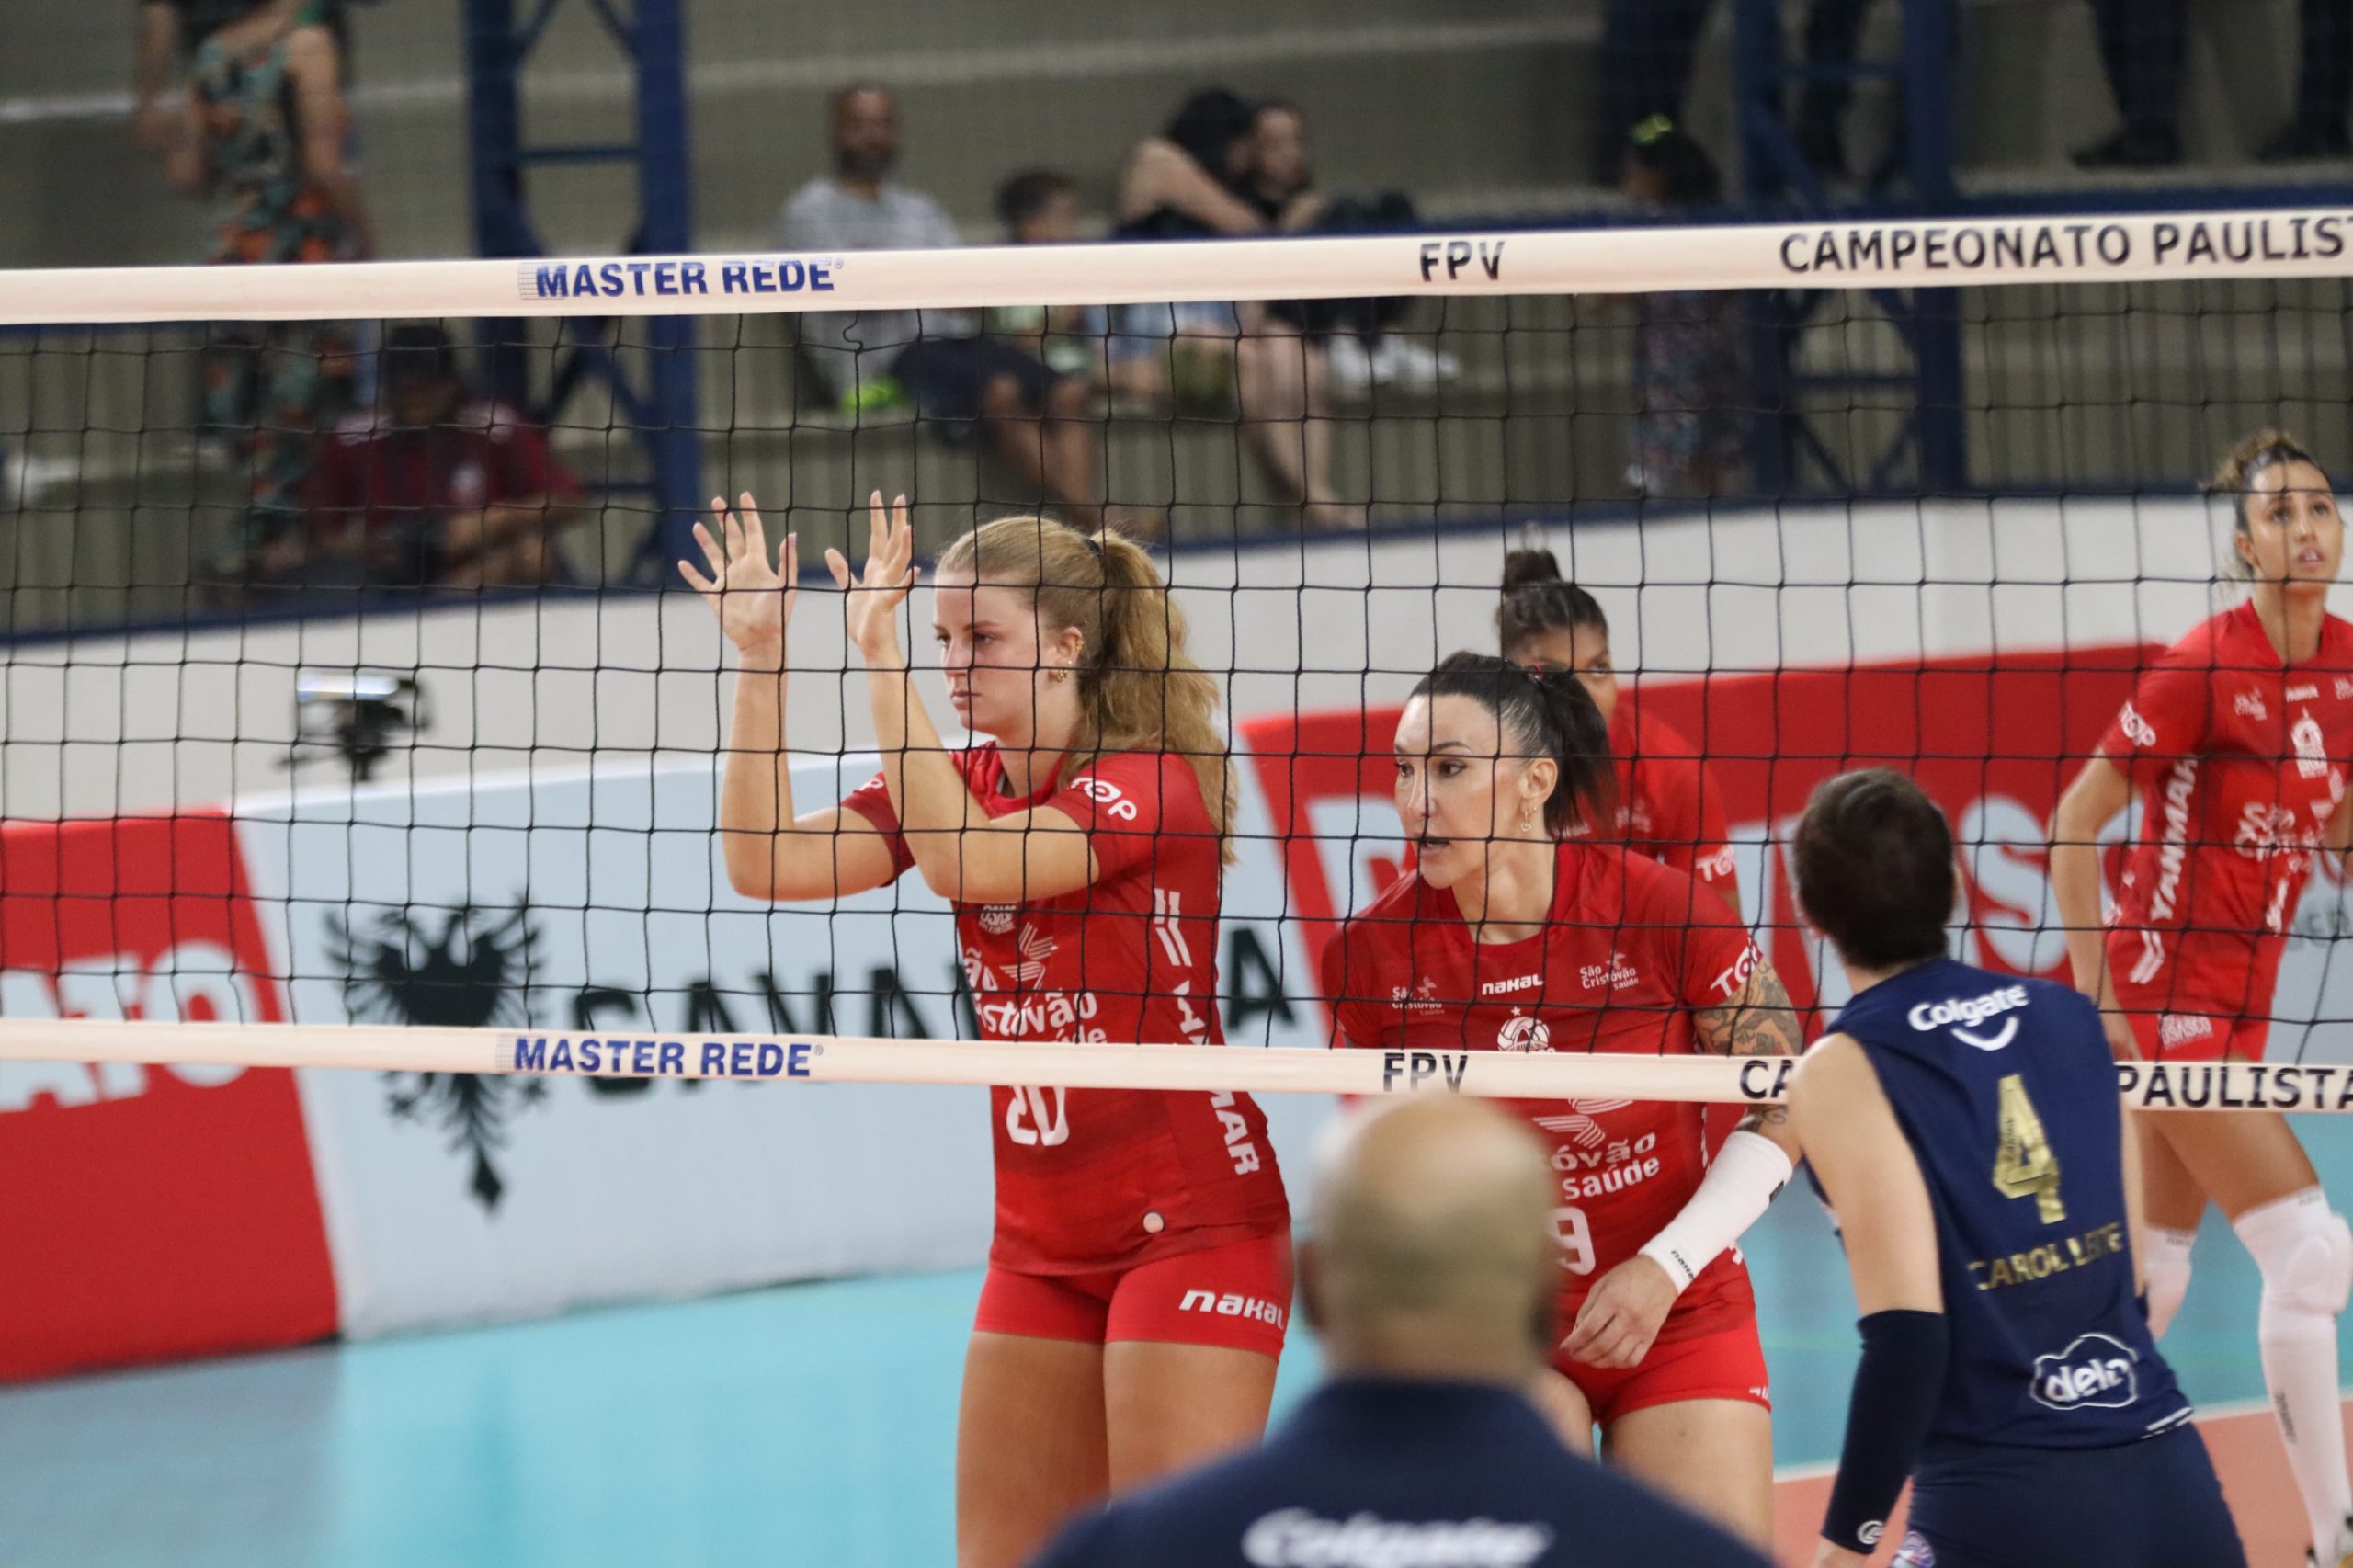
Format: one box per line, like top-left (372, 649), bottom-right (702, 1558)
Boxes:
top-left (1301, 1096), bottom-right (1559, 1381)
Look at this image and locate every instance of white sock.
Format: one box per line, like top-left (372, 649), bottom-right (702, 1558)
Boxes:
top-left (2234, 1188), bottom-right (2353, 1557)
top-left (2143, 1224), bottom-right (2198, 1339)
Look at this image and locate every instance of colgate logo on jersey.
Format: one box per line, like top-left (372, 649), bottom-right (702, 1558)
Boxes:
top-left (1495, 1013), bottom-right (1552, 1052)
top-left (1905, 984), bottom-right (2030, 1051)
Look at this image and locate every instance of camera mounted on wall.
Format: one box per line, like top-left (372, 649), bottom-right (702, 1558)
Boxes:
top-left (290, 670), bottom-right (426, 783)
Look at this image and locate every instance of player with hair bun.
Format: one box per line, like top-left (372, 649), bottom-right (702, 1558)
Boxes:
top-left (1498, 548), bottom-right (1741, 914)
top-left (684, 492), bottom-right (1290, 1568)
top-left (2052, 430), bottom-right (2353, 1567)
top-left (1319, 651), bottom-right (1801, 1546)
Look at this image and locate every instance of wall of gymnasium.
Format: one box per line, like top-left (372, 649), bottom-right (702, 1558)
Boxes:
top-left (7, 497), bottom-right (2353, 1381)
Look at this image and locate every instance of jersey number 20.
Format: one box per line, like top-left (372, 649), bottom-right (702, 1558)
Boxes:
top-left (1992, 1074), bottom-right (2065, 1224)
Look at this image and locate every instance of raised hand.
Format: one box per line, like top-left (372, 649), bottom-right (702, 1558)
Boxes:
top-left (679, 492), bottom-right (797, 670)
top-left (827, 491), bottom-right (921, 665)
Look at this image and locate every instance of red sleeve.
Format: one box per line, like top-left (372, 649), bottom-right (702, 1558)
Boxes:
top-left (1042, 752), bottom-right (1187, 881)
top-left (1636, 751), bottom-right (1738, 892)
top-left (2097, 640), bottom-right (2214, 781)
top-left (1318, 921), bottom-right (1391, 1050)
top-left (838, 768), bottom-right (916, 875)
top-left (1626, 855), bottom-right (1758, 1010)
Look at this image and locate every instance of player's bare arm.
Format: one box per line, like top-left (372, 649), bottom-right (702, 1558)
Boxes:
top-left (1694, 962), bottom-right (1805, 1151)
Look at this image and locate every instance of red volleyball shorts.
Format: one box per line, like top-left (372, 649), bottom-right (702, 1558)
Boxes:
top-left (974, 1232), bottom-right (1293, 1358)
top-left (1552, 1317), bottom-right (1772, 1426)
top-left (2119, 1001), bottom-right (2269, 1064)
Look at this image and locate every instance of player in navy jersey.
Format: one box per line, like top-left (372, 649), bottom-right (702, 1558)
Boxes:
top-left (1786, 769), bottom-right (2241, 1568)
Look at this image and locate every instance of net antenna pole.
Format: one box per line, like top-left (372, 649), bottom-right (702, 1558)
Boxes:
top-left (460, 0), bottom-right (703, 583)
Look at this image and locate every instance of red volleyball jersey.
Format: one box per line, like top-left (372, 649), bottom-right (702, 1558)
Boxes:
top-left (844, 746), bottom-right (1288, 1274)
top-left (1321, 841), bottom-right (1762, 1345)
top-left (2097, 600), bottom-right (2353, 1048)
top-left (1568, 702), bottom-right (1740, 903)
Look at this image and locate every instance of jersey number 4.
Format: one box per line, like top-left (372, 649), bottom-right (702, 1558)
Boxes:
top-left (1992, 1074), bottom-right (2066, 1225)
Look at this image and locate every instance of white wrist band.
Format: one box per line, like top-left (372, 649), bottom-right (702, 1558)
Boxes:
top-left (1639, 1129), bottom-right (1794, 1295)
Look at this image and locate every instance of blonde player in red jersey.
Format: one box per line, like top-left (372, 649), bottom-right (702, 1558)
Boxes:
top-left (2052, 431), bottom-right (2353, 1568)
top-left (1497, 548), bottom-right (1741, 914)
top-left (684, 493), bottom-right (1291, 1568)
top-left (1319, 652), bottom-right (1802, 1547)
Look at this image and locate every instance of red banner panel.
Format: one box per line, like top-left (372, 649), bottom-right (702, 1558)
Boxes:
top-left (0, 813), bottom-right (335, 1380)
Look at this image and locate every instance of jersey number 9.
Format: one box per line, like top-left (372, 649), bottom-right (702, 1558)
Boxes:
top-left (1992, 1074), bottom-right (2066, 1225)
top-left (1552, 1205), bottom-right (1596, 1274)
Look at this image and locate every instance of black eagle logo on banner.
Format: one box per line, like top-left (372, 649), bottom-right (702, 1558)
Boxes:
top-left (325, 903), bottom-right (549, 1211)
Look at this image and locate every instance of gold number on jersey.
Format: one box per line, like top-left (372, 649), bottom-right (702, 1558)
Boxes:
top-left (1992, 1074), bottom-right (2065, 1225)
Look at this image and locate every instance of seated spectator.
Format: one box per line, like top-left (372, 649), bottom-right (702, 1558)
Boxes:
top-left (776, 85), bottom-right (1104, 525)
top-left (290, 325), bottom-right (585, 590)
top-left (1620, 120), bottom-right (1745, 499)
top-left (1241, 100), bottom-right (1454, 396)
top-left (1116, 89), bottom-right (1359, 529)
top-left (992, 170), bottom-right (1167, 409)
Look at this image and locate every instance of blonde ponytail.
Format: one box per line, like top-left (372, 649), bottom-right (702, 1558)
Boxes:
top-left (938, 517), bottom-right (1238, 861)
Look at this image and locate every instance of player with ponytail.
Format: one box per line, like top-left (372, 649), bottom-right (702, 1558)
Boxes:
top-left (1318, 651), bottom-right (1802, 1547)
top-left (1498, 548), bottom-right (1740, 914)
top-left (684, 493), bottom-right (1289, 1568)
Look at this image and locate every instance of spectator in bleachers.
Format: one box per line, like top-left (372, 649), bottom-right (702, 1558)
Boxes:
top-left (135, 1), bottom-right (358, 158)
top-left (291, 324), bottom-right (585, 590)
top-left (993, 170), bottom-right (1168, 409)
top-left (2074, 1), bottom-right (2187, 167)
top-left (165, 0), bottom-right (371, 581)
top-left (1241, 100), bottom-right (1454, 396)
top-left (1116, 90), bottom-right (1358, 528)
top-left (776, 85), bottom-right (1105, 526)
top-left (1595, 0), bottom-right (1716, 184)
top-left (1620, 119), bottom-right (1745, 499)
top-left (2079, 1), bottom-right (2353, 165)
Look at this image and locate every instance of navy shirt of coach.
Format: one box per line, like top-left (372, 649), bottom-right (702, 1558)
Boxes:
top-left (1026, 1096), bottom-right (1769, 1568)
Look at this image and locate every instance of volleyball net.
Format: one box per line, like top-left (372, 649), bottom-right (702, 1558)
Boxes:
top-left (8, 210), bottom-right (2353, 1117)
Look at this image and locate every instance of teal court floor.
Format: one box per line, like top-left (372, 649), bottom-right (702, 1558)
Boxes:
top-left (3, 1129), bottom-right (2347, 1568)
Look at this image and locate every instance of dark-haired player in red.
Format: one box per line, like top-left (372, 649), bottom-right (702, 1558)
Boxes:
top-left (1497, 548), bottom-right (1739, 914)
top-left (686, 493), bottom-right (1290, 1568)
top-left (1320, 652), bottom-right (1802, 1550)
top-left (2053, 431), bottom-right (2353, 1567)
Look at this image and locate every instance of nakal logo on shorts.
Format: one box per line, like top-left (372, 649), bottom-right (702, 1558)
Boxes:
top-left (2029, 1332), bottom-right (2141, 1411)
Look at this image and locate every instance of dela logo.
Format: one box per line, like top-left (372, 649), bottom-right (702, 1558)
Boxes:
top-left (327, 903), bottom-right (549, 1210)
top-left (2029, 1332), bottom-right (2141, 1411)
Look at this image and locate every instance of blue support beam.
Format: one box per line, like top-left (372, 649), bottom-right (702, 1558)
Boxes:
top-left (1733, 0), bottom-right (1966, 497)
top-left (461, 0), bottom-right (700, 583)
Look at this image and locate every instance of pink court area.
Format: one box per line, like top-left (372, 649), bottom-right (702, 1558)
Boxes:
top-left (1768, 1397), bottom-right (2339, 1567)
